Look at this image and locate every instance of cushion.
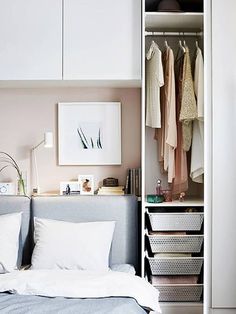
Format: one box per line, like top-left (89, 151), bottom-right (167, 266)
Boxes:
top-left (110, 264), bottom-right (136, 275)
top-left (0, 212), bottom-right (22, 273)
top-left (31, 218), bottom-right (115, 271)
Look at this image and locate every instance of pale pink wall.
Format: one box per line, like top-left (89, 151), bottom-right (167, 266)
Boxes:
top-left (0, 87), bottom-right (141, 194)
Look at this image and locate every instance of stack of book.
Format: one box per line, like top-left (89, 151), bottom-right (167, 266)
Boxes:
top-left (125, 168), bottom-right (141, 196)
top-left (97, 186), bottom-right (125, 195)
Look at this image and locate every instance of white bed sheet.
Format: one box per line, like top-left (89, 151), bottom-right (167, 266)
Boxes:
top-left (0, 269), bottom-right (161, 313)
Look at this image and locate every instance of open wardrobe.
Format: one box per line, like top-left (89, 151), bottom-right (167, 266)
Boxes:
top-left (141, 0), bottom-right (236, 314)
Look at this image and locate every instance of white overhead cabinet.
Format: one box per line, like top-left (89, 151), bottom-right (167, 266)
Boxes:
top-left (63, 0), bottom-right (141, 82)
top-left (0, 0), bottom-right (62, 80)
top-left (211, 0), bottom-right (236, 311)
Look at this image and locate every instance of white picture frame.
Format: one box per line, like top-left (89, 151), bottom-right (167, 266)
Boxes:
top-left (78, 175), bottom-right (94, 195)
top-left (58, 102), bottom-right (121, 165)
top-left (60, 181), bottom-right (80, 195)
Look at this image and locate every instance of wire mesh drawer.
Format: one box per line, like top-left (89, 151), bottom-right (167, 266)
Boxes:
top-left (154, 284), bottom-right (203, 302)
top-left (147, 257), bottom-right (204, 275)
top-left (148, 235), bottom-right (204, 253)
top-left (148, 212), bottom-right (204, 231)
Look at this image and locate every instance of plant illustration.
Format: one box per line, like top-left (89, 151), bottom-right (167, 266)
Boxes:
top-left (0, 151), bottom-right (26, 196)
top-left (77, 126), bottom-right (103, 149)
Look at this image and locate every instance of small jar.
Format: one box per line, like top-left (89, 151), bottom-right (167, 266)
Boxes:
top-left (162, 189), bottom-right (172, 202)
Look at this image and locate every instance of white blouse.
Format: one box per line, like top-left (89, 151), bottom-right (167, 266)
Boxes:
top-left (145, 41), bottom-right (164, 128)
top-left (190, 47), bottom-right (204, 183)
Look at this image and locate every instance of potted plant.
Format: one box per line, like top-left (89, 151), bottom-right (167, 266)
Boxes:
top-left (0, 151), bottom-right (26, 196)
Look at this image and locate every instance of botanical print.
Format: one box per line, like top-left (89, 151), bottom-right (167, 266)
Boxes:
top-left (58, 102), bottom-right (121, 165)
top-left (77, 122), bottom-right (103, 149)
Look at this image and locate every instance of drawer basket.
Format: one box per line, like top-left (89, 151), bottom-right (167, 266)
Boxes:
top-left (148, 212), bottom-right (204, 231)
top-left (148, 235), bottom-right (204, 253)
top-left (154, 284), bottom-right (203, 302)
top-left (147, 257), bottom-right (204, 275)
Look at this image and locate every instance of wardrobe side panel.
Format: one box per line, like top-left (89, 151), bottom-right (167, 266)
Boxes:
top-left (63, 0), bottom-right (141, 80)
top-left (212, 0), bottom-right (236, 308)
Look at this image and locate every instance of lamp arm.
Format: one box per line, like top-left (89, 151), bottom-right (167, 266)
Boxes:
top-left (32, 140), bottom-right (44, 151)
top-left (31, 141), bottom-right (43, 194)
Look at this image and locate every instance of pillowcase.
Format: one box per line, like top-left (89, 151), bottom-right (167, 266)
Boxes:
top-left (110, 264), bottom-right (136, 275)
top-left (31, 218), bottom-right (116, 271)
top-left (0, 212), bottom-right (22, 273)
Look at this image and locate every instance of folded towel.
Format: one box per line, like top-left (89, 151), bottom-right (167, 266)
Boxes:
top-left (149, 231), bottom-right (186, 236)
top-left (154, 253), bottom-right (192, 258)
top-left (151, 275), bottom-right (198, 285)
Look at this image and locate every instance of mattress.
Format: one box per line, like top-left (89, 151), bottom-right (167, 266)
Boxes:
top-left (0, 293), bottom-right (147, 314)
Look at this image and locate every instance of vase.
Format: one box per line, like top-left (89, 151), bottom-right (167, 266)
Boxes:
top-left (17, 175), bottom-right (26, 196)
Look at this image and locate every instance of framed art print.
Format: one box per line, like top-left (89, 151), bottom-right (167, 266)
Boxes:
top-left (78, 175), bottom-right (94, 195)
top-left (58, 102), bottom-right (121, 165)
top-left (60, 181), bottom-right (80, 195)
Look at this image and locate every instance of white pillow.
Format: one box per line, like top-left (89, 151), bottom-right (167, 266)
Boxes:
top-left (110, 264), bottom-right (136, 275)
top-left (0, 212), bottom-right (22, 273)
top-left (31, 218), bottom-right (115, 271)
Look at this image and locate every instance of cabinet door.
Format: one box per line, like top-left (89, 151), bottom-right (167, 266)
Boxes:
top-left (212, 0), bottom-right (236, 308)
top-left (63, 0), bottom-right (141, 81)
top-left (0, 0), bottom-right (62, 80)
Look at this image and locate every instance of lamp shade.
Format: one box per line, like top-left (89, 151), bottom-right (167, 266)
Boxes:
top-left (44, 132), bottom-right (53, 148)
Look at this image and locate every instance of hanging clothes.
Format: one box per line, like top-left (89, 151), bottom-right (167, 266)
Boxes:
top-left (190, 47), bottom-right (204, 183)
top-left (146, 41), bottom-right (164, 128)
top-left (172, 51), bottom-right (188, 195)
top-left (155, 47), bottom-right (177, 183)
top-left (179, 47), bottom-right (197, 151)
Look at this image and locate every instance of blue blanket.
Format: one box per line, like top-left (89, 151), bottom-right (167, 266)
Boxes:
top-left (0, 293), bottom-right (147, 314)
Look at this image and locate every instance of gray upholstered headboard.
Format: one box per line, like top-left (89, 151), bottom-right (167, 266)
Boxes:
top-left (0, 195), bottom-right (139, 272)
top-left (0, 196), bottom-right (31, 265)
top-left (31, 195), bottom-right (139, 272)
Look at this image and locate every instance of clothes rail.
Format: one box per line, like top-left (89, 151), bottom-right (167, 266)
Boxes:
top-left (145, 31), bottom-right (203, 36)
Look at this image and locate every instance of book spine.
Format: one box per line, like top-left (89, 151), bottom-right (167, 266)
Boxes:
top-left (125, 170), bottom-right (130, 194)
top-left (139, 168), bottom-right (142, 197)
top-left (135, 168), bottom-right (139, 196)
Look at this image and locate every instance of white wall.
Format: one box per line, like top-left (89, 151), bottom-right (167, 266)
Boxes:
top-left (0, 87), bottom-right (141, 194)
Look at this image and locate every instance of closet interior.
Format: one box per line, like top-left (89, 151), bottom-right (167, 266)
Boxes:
top-left (142, 0), bottom-right (205, 313)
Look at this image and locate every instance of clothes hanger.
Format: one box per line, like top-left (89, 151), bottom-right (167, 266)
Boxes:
top-left (163, 32), bottom-right (169, 50)
top-left (195, 32), bottom-right (199, 50)
top-left (175, 33), bottom-right (185, 62)
top-left (178, 32), bottom-right (185, 53)
top-left (182, 32), bottom-right (188, 49)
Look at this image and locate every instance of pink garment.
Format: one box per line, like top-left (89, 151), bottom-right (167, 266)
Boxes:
top-left (172, 53), bottom-right (188, 195)
top-left (155, 47), bottom-right (177, 183)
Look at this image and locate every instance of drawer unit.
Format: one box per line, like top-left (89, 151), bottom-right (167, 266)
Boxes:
top-left (147, 256), bottom-right (204, 275)
top-left (148, 211), bottom-right (204, 231)
top-left (147, 234), bottom-right (204, 253)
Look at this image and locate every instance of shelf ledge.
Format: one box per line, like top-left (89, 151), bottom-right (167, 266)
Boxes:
top-left (145, 12), bottom-right (204, 32)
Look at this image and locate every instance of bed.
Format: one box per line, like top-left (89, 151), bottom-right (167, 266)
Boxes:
top-left (0, 195), bottom-right (160, 314)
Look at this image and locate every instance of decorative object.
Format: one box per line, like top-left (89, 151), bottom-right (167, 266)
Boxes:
top-left (157, 0), bottom-right (181, 12)
top-left (60, 181), bottom-right (80, 195)
top-left (162, 189), bottom-right (173, 202)
top-left (78, 175), bottom-right (94, 195)
top-left (147, 194), bottom-right (165, 203)
top-left (179, 192), bottom-right (186, 202)
top-left (31, 132), bottom-right (53, 194)
top-left (0, 182), bottom-right (15, 195)
top-left (0, 152), bottom-right (26, 196)
top-left (156, 179), bottom-right (162, 195)
top-left (103, 177), bottom-right (119, 187)
top-left (58, 102), bottom-right (121, 165)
